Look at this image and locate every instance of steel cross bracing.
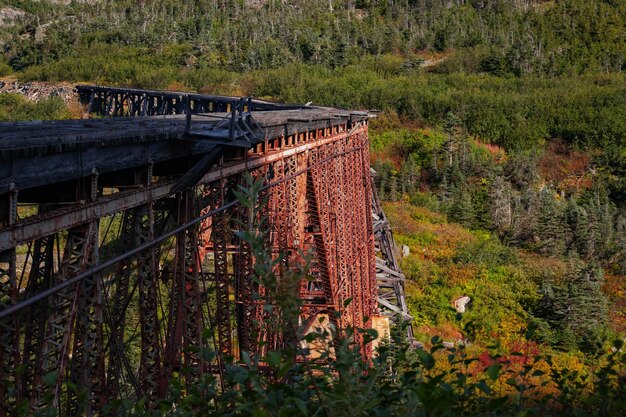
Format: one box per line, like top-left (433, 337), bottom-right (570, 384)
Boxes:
top-left (0, 94), bottom-right (393, 415)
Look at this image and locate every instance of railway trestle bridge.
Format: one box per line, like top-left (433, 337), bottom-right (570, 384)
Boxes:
top-left (0, 86), bottom-right (411, 415)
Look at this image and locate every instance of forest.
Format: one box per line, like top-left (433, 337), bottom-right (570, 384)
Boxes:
top-left (1, 0), bottom-right (626, 415)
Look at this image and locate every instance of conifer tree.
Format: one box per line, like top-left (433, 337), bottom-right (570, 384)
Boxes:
top-left (616, 215), bottom-right (626, 274)
top-left (489, 175), bottom-right (512, 233)
top-left (389, 172), bottom-right (398, 202)
top-left (534, 257), bottom-right (608, 353)
top-left (378, 166), bottom-right (388, 201)
top-left (536, 189), bottom-right (567, 256)
top-left (449, 186), bottom-right (476, 228)
top-left (566, 198), bottom-right (590, 258)
top-left (566, 260), bottom-right (608, 353)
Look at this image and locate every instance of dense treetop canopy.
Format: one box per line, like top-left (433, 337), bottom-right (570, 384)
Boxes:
top-left (1, 0), bottom-right (625, 74)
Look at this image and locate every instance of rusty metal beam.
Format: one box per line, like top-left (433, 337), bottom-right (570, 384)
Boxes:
top-left (1, 125), bottom-right (366, 251)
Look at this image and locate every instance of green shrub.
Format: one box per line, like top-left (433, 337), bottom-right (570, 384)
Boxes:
top-left (0, 93), bottom-right (70, 121)
top-left (0, 61), bottom-right (12, 76)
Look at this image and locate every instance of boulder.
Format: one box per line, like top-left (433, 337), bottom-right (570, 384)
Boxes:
top-left (453, 296), bottom-right (471, 313)
top-left (0, 7), bottom-right (26, 27)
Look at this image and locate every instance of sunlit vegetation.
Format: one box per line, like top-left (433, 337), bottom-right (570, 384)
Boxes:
top-left (373, 122), bottom-right (625, 392)
top-left (1, 0), bottom-right (626, 413)
top-left (0, 92), bottom-right (69, 121)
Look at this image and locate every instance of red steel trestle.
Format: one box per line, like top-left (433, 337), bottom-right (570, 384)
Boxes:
top-left (0, 121), bottom-right (376, 415)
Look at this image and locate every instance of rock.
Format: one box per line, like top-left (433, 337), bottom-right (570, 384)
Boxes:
top-left (401, 244), bottom-right (410, 258)
top-left (442, 341), bottom-right (455, 349)
top-left (410, 340), bottom-right (424, 349)
top-left (0, 79), bottom-right (75, 103)
top-left (453, 296), bottom-right (471, 313)
top-left (0, 7), bottom-right (26, 27)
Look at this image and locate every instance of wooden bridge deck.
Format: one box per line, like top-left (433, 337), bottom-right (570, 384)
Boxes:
top-left (0, 108), bottom-right (368, 196)
top-left (0, 108), bottom-right (365, 151)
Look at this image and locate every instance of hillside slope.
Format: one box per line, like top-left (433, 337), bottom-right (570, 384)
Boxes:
top-left (1, 0), bottom-right (625, 75)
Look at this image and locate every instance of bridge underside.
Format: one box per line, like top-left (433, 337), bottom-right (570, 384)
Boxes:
top-left (0, 99), bottom-right (383, 414)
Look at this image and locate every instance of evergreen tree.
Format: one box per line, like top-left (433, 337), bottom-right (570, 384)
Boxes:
top-left (591, 192), bottom-right (616, 259)
top-left (616, 215), bottom-right (626, 274)
top-left (507, 193), bottom-right (526, 247)
top-left (489, 175), bottom-right (513, 233)
top-left (584, 204), bottom-right (598, 261)
top-left (536, 188), bottom-right (567, 256)
top-left (400, 155), bottom-right (420, 195)
top-left (388, 171), bottom-right (398, 202)
top-left (376, 163), bottom-right (389, 201)
top-left (566, 198), bottom-right (590, 258)
top-left (534, 283), bottom-right (574, 349)
top-left (398, 164), bottom-right (408, 196)
top-left (449, 185), bottom-right (476, 228)
top-left (566, 261), bottom-right (608, 353)
top-left (534, 258), bottom-right (609, 353)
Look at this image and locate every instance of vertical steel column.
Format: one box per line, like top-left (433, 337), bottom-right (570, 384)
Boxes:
top-left (301, 144), bottom-right (324, 305)
top-left (69, 172), bottom-right (104, 415)
top-left (233, 173), bottom-right (254, 356)
top-left (181, 192), bottom-right (203, 382)
top-left (252, 166), bottom-right (271, 353)
top-left (333, 138), bottom-right (353, 329)
top-left (34, 220), bottom-right (98, 413)
top-left (354, 138), bottom-right (368, 332)
top-left (361, 132), bottom-right (378, 322)
top-left (267, 157), bottom-right (290, 351)
top-left (286, 153), bottom-right (307, 305)
top-left (286, 154), bottom-right (303, 254)
top-left (306, 146), bottom-right (337, 319)
top-left (135, 203), bottom-right (162, 402)
top-left (18, 233), bottom-right (55, 405)
top-left (106, 211), bottom-right (136, 399)
top-left (69, 220), bottom-right (104, 415)
top-left (342, 139), bottom-right (358, 330)
top-left (164, 189), bottom-right (202, 386)
top-left (211, 180), bottom-right (232, 356)
top-left (0, 188), bottom-right (18, 417)
top-left (271, 158), bottom-right (289, 260)
top-left (347, 136), bottom-right (370, 355)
